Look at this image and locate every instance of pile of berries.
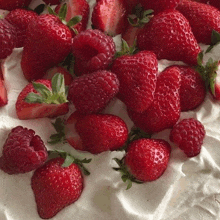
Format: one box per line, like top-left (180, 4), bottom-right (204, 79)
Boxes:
top-left (1, 0), bottom-right (220, 218)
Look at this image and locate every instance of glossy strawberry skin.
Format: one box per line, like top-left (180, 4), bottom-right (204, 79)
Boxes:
top-left (137, 9), bottom-right (201, 66)
top-left (176, 65), bottom-right (206, 111)
top-left (55, 0), bottom-right (89, 37)
top-left (16, 79), bottom-right (69, 120)
top-left (21, 14), bottom-right (72, 81)
top-left (177, 0), bottom-right (220, 45)
top-left (91, 0), bottom-right (128, 36)
top-left (111, 51), bottom-right (158, 113)
top-left (140, 0), bottom-right (182, 14)
top-left (0, 126), bottom-right (48, 174)
top-left (0, 0), bottom-right (32, 10)
top-left (72, 29), bottom-right (116, 75)
top-left (31, 157), bottom-right (83, 219)
top-left (66, 113), bottom-right (128, 154)
top-left (68, 70), bottom-right (119, 114)
top-left (5, 9), bottom-right (38, 48)
top-left (128, 66), bottom-right (181, 134)
top-left (170, 118), bottom-right (206, 157)
top-left (0, 19), bottom-right (17, 59)
top-left (125, 139), bottom-right (171, 182)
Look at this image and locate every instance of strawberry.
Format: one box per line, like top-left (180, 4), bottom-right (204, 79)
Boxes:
top-left (0, 0), bottom-right (32, 11)
top-left (113, 138), bottom-right (171, 189)
top-left (44, 66), bottom-right (73, 86)
top-left (0, 75), bottom-right (7, 107)
top-left (21, 13), bottom-right (72, 81)
top-left (175, 65), bottom-right (206, 111)
top-left (16, 74), bottom-right (69, 120)
top-left (55, 0), bottom-right (89, 37)
top-left (0, 126), bottom-right (48, 174)
top-left (128, 66), bottom-right (181, 134)
top-left (72, 29), bottom-right (116, 74)
top-left (91, 0), bottom-right (129, 36)
top-left (49, 113), bottom-right (128, 154)
top-left (68, 70), bottom-right (119, 114)
top-left (213, 70), bottom-right (220, 100)
top-left (137, 9), bottom-right (201, 66)
top-left (177, 0), bottom-right (220, 45)
top-left (191, 0), bottom-right (220, 10)
top-left (111, 51), bottom-right (158, 113)
top-left (140, 0), bottom-right (182, 14)
top-left (5, 9), bottom-right (38, 48)
top-left (31, 156), bottom-right (86, 219)
top-left (0, 19), bottom-right (17, 59)
top-left (170, 118), bottom-right (206, 157)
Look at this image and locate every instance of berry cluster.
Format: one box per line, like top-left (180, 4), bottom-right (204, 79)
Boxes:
top-left (1, 0), bottom-right (220, 219)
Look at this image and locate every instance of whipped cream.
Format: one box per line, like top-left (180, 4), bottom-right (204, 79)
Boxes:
top-left (1, 0), bottom-right (220, 220)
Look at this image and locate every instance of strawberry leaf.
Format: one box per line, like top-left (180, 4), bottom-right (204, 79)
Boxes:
top-left (206, 30), bottom-right (220, 53)
top-left (58, 3), bottom-right (67, 20)
top-left (62, 154), bottom-right (75, 167)
top-left (32, 82), bottom-right (52, 99)
top-left (51, 73), bottom-right (65, 94)
top-left (47, 6), bottom-right (57, 16)
top-left (25, 93), bottom-right (43, 103)
top-left (67, 16), bottom-right (82, 28)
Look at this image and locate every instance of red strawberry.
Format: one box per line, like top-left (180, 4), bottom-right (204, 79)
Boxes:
top-left (137, 9), bottom-right (201, 66)
top-left (113, 138), bottom-right (171, 189)
top-left (44, 66), bottom-right (73, 86)
top-left (31, 157), bottom-right (83, 219)
top-left (176, 65), bottom-right (206, 111)
top-left (5, 9), bottom-right (38, 48)
top-left (0, 76), bottom-right (7, 107)
top-left (55, 0), bottom-right (89, 37)
top-left (60, 112), bottom-right (128, 154)
top-left (91, 0), bottom-right (128, 36)
top-left (16, 74), bottom-right (69, 120)
top-left (0, 19), bottom-right (17, 59)
top-left (128, 66), bottom-right (181, 134)
top-left (0, 0), bottom-right (32, 11)
top-left (72, 29), bottom-right (116, 74)
top-left (68, 70), bottom-right (119, 114)
top-left (0, 126), bottom-right (48, 174)
top-left (177, 0), bottom-right (220, 45)
top-left (21, 14), bottom-right (72, 81)
top-left (111, 51), bottom-right (158, 113)
top-left (140, 0), bottom-right (182, 14)
top-left (191, 0), bottom-right (220, 10)
top-left (170, 118), bottom-right (206, 157)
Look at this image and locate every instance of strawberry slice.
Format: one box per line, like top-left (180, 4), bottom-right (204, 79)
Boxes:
top-left (16, 74), bottom-right (69, 120)
top-left (91, 0), bottom-right (128, 36)
top-left (0, 62), bottom-right (7, 107)
top-left (55, 0), bottom-right (89, 36)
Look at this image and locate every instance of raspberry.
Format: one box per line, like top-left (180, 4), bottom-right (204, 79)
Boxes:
top-left (170, 118), bottom-right (206, 157)
top-left (68, 70), bottom-right (119, 114)
top-left (72, 29), bottom-right (116, 74)
top-left (0, 126), bottom-right (48, 174)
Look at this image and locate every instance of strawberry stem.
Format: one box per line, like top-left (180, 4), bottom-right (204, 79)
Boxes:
top-left (48, 149), bottom-right (92, 175)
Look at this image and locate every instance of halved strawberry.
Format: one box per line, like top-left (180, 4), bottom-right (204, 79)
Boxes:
top-left (91, 0), bottom-right (128, 36)
top-left (55, 0), bottom-right (89, 36)
top-left (16, 74), bottom-right (69, 120)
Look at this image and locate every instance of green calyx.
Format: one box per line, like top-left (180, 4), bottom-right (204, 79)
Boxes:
top-left (48, 149), bottom-right (92, 175)
top-left (48, 118), bottom-right (66, 144)
top-left (205, 30), bottom-right (220, 54)
top-left (196, 51), bottom-right (219, 96)
top-left (115, 39), bottom-right (138, 58)
top-left (118, 126), bottom-right (151, 152)
top-left (128, 4), bottom-right (154, 28)
top-left (113, 157), bottom-right (143, 190)
top-left (25, 73), bottom-right (68, 104)
top-left (47, 4), bottom-right (82, 32)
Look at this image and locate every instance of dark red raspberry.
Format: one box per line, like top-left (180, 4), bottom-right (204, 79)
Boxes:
top-left (177, 65), bottom-right (206, 112)
top-left (0, 126), bottom-right (48, 174)
top-left (68, 70), bottom-right (119, 114)
top-left (5, 9), bottom-right (38, 48)
top-left (170, 118), bottom-right (206, 157)
top-left (72, 29), bottom-right (116, 75)
top-left (0, 19), bottom-right (17, 59)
